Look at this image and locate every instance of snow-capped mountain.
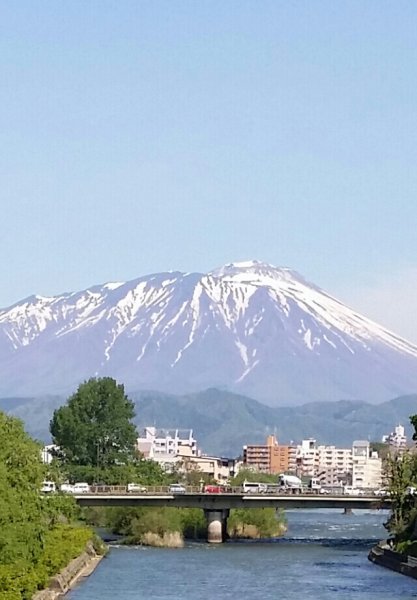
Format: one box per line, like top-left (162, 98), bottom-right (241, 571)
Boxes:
top-left (1, 260), bottom-right (417, 405)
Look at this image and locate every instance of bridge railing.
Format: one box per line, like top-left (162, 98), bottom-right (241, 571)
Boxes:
top-left (82, 485), bottom-right (383, 498)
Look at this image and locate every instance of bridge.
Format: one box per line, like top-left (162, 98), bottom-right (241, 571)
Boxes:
top-left (74, 487), bottom-right (390, 543)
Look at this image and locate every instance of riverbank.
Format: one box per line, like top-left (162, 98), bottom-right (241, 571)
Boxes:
top-left (368, 542), bottom-right (417, 580)
top-left (32, 540), bottom-right (106, 600)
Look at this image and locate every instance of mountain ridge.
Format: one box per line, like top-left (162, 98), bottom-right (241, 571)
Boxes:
top-left (2, 389), bottom-right (415, 457)
top-left (0, 260), bottom-right (417, 403)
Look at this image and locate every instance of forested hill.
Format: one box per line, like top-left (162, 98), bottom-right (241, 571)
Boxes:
top-left (2, 390), bottom-right (416, 457)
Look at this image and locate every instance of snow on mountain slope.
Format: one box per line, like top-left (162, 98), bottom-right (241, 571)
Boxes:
top-left (1, 260), bottom-right (417, 404)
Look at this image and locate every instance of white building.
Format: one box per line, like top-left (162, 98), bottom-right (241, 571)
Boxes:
top-left (382, 424), bottom-right (407, 452)
top-left (137, 427), bottom-right (198, 469)
top-left (136, 426), bottom-right (237, 481)
top-left (296, 439), bottom-right (318, 476)
top-left (352, 440), bottom-right (382, 489)
top-left (295, 439), bottom-right (352, 484)
top-left (41, 444), bottom-right (57, 464)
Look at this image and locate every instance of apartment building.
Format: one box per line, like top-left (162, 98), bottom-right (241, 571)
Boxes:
top-left (243, 435), bottom-right (296, 474)
top-left (137, 427), bottom-right (198, 467)
top-left (382, 424), bottom-right (408, 453)
top-left (296, 439), bottom-right (318, 476)
top-left (295, 439), bottom-right (352, 485)
top-left (352, 440), bottom-right (382, 489)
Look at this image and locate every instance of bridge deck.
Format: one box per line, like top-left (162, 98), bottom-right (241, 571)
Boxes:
top-left (74, 492), bottom-right (390, 510)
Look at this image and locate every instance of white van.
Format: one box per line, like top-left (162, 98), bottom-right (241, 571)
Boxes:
top-left (72, 482), bottom-right (90, 494)
top-left (344, 486), bottom-right (364, 496)
top-left (127, 483), bottom-right (147, 493)
top-left (60, 483), bottom-right (74, 494)
top-left (41, 481), bottom-right (56, 493)
top-left (242, 481), bottom-right (267, 493)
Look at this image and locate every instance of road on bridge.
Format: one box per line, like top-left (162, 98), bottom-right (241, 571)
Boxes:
top-left (73, 487), bottom-right (390, 511)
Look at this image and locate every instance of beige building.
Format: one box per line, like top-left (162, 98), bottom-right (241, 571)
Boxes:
top-left (180, 455), bottom-right (237, 482)
top-left (243, 435), bottom-right (296, 474)
top-left (352, 440), bottom-right (382, 489)
top-left (295, 439), bottom-right (352, 485)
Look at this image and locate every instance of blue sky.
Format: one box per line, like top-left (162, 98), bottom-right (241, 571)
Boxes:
top-left (1, 2), bottom-right (417, 340)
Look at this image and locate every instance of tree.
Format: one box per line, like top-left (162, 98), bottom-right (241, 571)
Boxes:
top-left (383, 411), bottom-right (417, 544)
top-left (50, 378), bottom-right (138, 469)
top-left (411, 414), bottom-right (417, 442)
top-left (0, 412), bottom-right (46, 568)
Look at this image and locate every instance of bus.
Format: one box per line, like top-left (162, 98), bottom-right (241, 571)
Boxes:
top-left (242, 481), bottom-right (267, 494)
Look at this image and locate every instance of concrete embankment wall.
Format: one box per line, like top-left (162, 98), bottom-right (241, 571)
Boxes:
top-left (368, 543), bottom-right (417, 579)
top-left (33, 541), bottom-right (104, 600)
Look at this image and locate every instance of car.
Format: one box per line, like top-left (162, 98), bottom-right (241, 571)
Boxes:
top-left (41, 480), bottom-right (56, 493)
top-left (71, 482), bottom-right (90, 494)
top-left (127, 483), bottom-right (147, 493)
top-left (169, 484), bottom-right (186, 494)
top-left (373, 488), bottom-right (389, 497)
top-left (343, 486), bottom-right (364, 496)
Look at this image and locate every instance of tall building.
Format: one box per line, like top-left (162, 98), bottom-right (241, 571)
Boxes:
top-left (296, 439), bottom-right (318, 476)
top-left (352, 440), bottom-right (382, 489)
top-left (382, 424), bottom-right (407, 452)
top-left (295, 439), bottom-right (352, 485)
top-left (41, 444), bottom-right (56, 464)
top-left (243, 435), bottom-right (295, 474)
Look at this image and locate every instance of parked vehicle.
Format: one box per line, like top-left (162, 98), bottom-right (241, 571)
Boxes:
top-left (60, 483), bottom-right (74, 494)
top-left (242, 481), bottom-right (267, 493)
top-left (127, 483), bottom-right (147, 493)
top-left (278, 474), bottom-right (303, 490)
top-left (41, 480), bottom-right (56, 493)
top-left (71, 482), bottom-right (90, 494)
top-left (169, 484), bottom-right (186, 494)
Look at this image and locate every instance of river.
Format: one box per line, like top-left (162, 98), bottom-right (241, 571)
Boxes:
top-left (68, 509), bottom-right (417, 599)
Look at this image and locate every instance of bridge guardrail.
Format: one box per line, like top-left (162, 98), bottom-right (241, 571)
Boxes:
top-left (82, 485), bottom-right (385, 498)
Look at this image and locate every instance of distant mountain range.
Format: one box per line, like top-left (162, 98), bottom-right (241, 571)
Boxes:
top-left (2, 389), bottom-right (416, 456)
top-left (1, 260), bottom-right (417, 404)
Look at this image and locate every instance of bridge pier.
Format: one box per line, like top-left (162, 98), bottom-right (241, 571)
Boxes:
top-left (204, 509), bottom-right (229, 543)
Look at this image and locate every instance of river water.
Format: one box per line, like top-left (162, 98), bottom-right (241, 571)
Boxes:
top-left (68, 509), bottom-right (417, 600)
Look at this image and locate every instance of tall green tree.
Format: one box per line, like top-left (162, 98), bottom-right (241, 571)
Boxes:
top-left (0, 412), bottom-right (46, 568)
top-left (50, 378), bottom-right (138, 468)
top-left (411, 414), bottom-right (417, 442)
